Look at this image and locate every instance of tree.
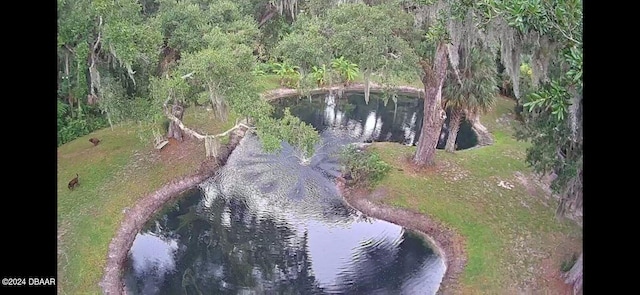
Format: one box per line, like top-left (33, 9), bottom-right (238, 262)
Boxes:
top-left (412, 13), bottom-right (450, 166)
top-left (57, 0), bottom-right (163, 143)
top-left (273, 13), bottom-right (333, 74)
top-left (151, 16), bottom-right (320, 161)
top-left (443, 46), bottom-right (498, 152)
top-left (474, 0), bottom-right (583, 292)
top-left (177, 29), bottom-right (258, 121)
top-left (324, 3), bottom-right (418, 104)
top-left (153, 0), bottom-right (261, 75)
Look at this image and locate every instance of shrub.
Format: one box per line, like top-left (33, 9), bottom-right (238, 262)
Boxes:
top-left (339, 145), bottom-right (392, 187)
top-left (57, 101), bottom-right (109, 146)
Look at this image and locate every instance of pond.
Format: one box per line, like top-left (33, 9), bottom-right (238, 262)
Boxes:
top-left (272, 91), bottom-right (478, 150)
top-left (123, 92), bottom-right (452, 294)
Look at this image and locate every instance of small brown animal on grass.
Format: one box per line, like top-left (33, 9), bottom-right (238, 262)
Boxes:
top-left (89, 138), bottom-right (101, 146)
top-left (68, 173), bottom-right (79, 190)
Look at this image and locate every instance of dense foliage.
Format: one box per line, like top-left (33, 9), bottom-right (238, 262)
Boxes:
top-left (339, 145), bottom-right (392, 188)
top-left (57, 0), bottom-right (582, 221)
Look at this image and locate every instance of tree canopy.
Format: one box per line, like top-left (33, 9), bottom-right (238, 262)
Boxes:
top-left (58, 0), bottom-right (582, 219)
top-left (58, 0), bottom-right (582, 291)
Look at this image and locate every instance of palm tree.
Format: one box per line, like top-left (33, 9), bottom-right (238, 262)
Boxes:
top-left (443, 46), bottom-right (498, 152)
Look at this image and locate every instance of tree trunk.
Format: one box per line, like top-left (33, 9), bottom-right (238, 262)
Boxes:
top-left (167, 103), bottom-right (184, 142)
top-left (64, 51), bottom-right (75, 117)
top-left (445, 108), bottom-right (463, 152)
top-left (563, 252), bottom-right (582, 295)
top-left (469, 110), bottom-right (493, 146)
top-left (87, 16), bottom-right (103, 106)
top-left (159, 46), bottom-right (180, 77)
top-left (258, 3), bottom-right (278, 28)
top-left (87, 49), bottom-right (100, 105)
top-left (413, 43), bottom-right (449, 167)
top-left (208, 82), bottom-right (228, 122)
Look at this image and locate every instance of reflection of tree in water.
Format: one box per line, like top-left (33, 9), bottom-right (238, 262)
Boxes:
top-left (333, 231), bottom-right (435, 294)
top-left (278, 92), bottom-right (478, 149)
top-left (124, 102), bottom-right (448, 293)
top-left (125, 188), bottom-right (326, 294)
top-left (220, 132), bottom-right (346, 210)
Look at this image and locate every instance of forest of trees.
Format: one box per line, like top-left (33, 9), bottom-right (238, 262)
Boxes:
top-left (58, 0), bottom-right (582, 290)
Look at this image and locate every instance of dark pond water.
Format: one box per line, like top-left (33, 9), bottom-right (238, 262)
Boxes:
top-left (124, 127), bottom-right (446, 294)
top-left (272, 91), bottom-right (478, 150)
top-left (123, 91), bottom-right (460, 294)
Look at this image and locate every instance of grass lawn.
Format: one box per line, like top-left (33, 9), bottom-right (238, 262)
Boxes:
top-left (367, 96), bottom-right (582, 293)
top-left (57, 109), bottom-right (233, 294)
top-left (57, 76), bottom-right (581, 294)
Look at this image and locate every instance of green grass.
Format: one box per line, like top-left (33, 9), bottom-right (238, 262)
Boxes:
top-left (58, 91), bottom-right (581, 294)
top-left (368, 96), bottom-right (582, 293)
top-left (255, 73), bottom-right (283, 93)
top-left (57, 110), bottom-right (232, 294)
top-left (181, 105), bottom-right (239, 136)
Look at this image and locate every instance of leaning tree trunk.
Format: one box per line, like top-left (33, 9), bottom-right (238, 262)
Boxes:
top-left (167, 103), bottom-right (184, 142)
top-left (563, 252), bottom-right (582, 295)
top-left (413, 43), bottom-right (449, 166)
top-left (469, 110), bottom-right (493, 146)
top-left (445, 107), bottom-right (463, 152)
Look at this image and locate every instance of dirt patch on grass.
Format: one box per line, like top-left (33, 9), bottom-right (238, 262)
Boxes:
top-left (100, 128), bottom-right (247, 295)
top-left (338, 182), bottom-right (467, 295)
top-left (535, 235), bottom-right (582, 295)
top-left (396, 153), bottom-right (468, 183)
top-left (397, 153), bottom-right (442, 176)
top-left (156, 137), bottom-right (204, 166)
top-left (514, 171), bottom-right (554, 198)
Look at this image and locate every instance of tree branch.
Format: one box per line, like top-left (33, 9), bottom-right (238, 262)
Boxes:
top-left (93, 16), bottom-right (103, 53)
top-left (163, 95), bottom-right (252, 141)
top-left (552, 22), bottom-right (581, 45)
top-left (64, 44), bottom-right (76, 54)
top-left (258, 3), bottom-right (278, 28)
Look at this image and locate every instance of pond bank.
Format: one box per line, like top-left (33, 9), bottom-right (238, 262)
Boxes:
top-left (337, 182), bottom-right (467, 295)
top-left (100, 83), bottom-right (450, 295)
top-left (99, 127), bottom-right (247, 295)
top-left (262, 82), bottom-right (424, 101)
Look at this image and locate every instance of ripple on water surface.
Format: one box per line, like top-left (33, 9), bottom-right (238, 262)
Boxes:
top-left (124, 110), bottom-right (446, 294)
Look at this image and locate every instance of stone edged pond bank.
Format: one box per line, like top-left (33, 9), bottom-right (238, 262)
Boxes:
top-left (337, 178), bottom-right (467, 295)
top-left (101, 84), bottom-right (462, 295)
top-left (100, 127), bottom-right (247, 294)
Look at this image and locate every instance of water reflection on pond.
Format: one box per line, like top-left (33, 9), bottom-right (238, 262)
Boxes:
top-left (273, 91), bottom-right (478, 150)
top-left (124, 92), bottom-right (450, 294)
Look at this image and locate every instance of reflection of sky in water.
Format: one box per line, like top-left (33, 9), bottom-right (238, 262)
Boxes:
top-left (128, 233), bottom-right (179, 294)
top-left (279, 92), bottom-right (477, 149)
top-left (126, 91), bottom-right (450, 294)
top-left (203, 176), bottom-right (408, 290)
top-left (197, 129), bottom-right (445, 294)
top-left (305, 219), bottom-right (403, 289)
top-left (322, 93), bottom-right (384, 142)
top-left (404, 112), bottom-right (418, 146)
